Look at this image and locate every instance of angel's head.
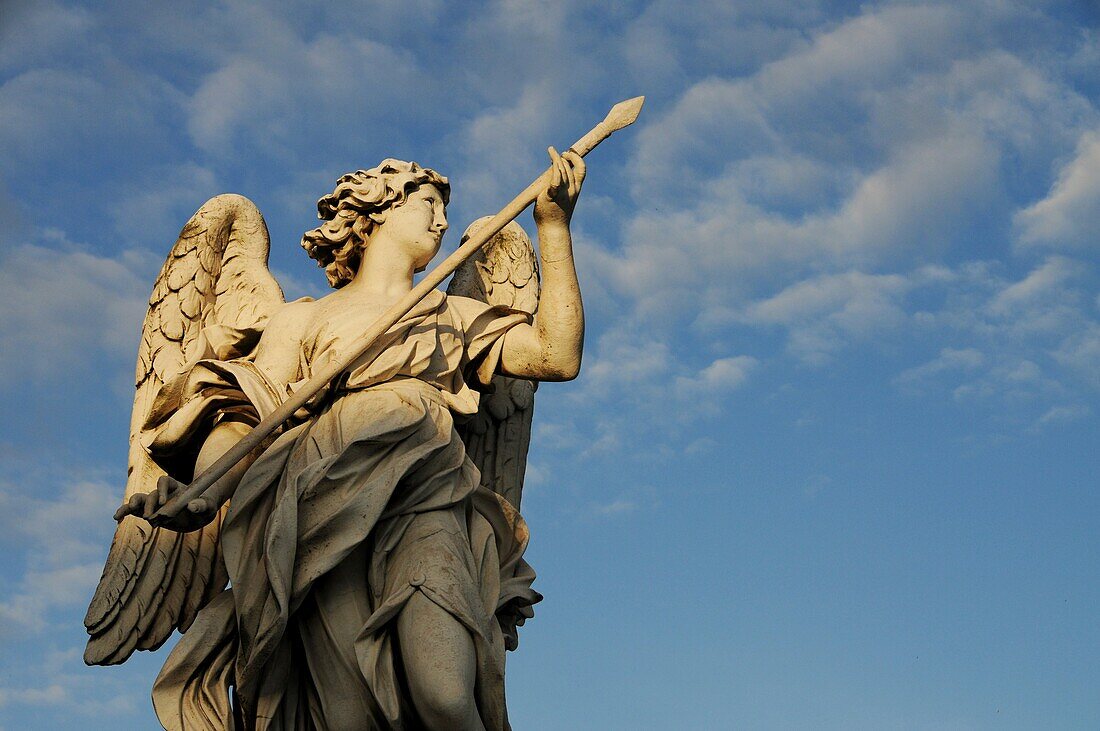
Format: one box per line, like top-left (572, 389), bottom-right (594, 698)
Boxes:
top-left (302, 159), bottom-right (450, 288)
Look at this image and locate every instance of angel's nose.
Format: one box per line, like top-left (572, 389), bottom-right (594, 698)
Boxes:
top-left (432, 210), bottom-right (448, 234)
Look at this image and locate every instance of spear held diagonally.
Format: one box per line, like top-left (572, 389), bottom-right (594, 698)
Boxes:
top-left (145, 95), bottom-right (645, 523)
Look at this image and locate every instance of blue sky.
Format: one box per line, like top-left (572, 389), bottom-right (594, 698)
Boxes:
top-left (1, 1), bottom-right (1098, 728)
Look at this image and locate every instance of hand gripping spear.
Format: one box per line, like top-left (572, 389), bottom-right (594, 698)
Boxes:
top-left (145, 96), bottom-right (644, 523)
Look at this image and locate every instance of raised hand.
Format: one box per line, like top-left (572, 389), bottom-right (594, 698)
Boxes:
top-left (534, 146), bottom-right (586, 226)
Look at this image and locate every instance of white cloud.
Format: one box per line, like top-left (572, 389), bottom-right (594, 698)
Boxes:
top-left (271, 267), bottom-right (328, 302)
top-left (621, 0), bottom-right (817, 87)
top-left (892, 255), bottom-right (1097, 407)
top-left (592, 2), bottom-right (1099, 375)
top-left (0, 684), bottom-right (67, 708)
top-left (812, 131), bottom-right (999, 259)
top-left (913, 258), bottom-right (1091, 340)
top-left (896, 347), bottom-right (986, 385)
top-left (1015, 130), bottom-right (1100, 249)
top-left (580, 330), bottom-right (672, 395)
top-left (0, 65), bottom-right (180, 173)
top-left (756, 4), bottom-right (968, 97)
top-left (736, 269), bottom-right (938, 364)
top-left (1053, 323), bottom-right (1100, 388)
top-left (21, 2), bottom-right (1088, 428)
top-left (544, 325), bottom-right (759, 455)
top-left (581, 484), bottom-right (658, 520)
top-left (594, 125), bottom-right (998, 325)
top-left (452, 81), bottom-right (560, 211)
top-left (1034, 403), bottom-right (1090, 426)
top-left (108, 163), bottom-right (219, 247)
top-left (742, 271), bottom-right (910, 326)
top-left (0, 238), bottom-right (150, 383)
top-left (586, 498), bottom-right (637, 517)
top-left (949, 360), bottom-right (1050, 403)
top-left (0, 647), bottom-right (138, 716)
top-left (0, 466), bottom-right (150, 722)
top-left (595, 15), bottom-right (1095, 327)
top-left (0, 1), bottom-right (93, 74)
top-left (986, 256), bottom-right (1078, 315)
top-left (0, 480), bottom-right (117, 635)
top-left (675, 355), bottom-right (757, 393)
top-left (572, 0), bottom-right (1100, 430)
top-left (576, 326), bottom-right (756, 408)
top-left (0, 679), bottom-right (136, 716)
top-left (628, 4), bottom-right (974, 195)
top-left (187, 33), bottom-right (434, 157)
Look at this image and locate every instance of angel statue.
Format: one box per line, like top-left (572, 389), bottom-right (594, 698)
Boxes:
top-left (82, 145), bottom-right (587, 731)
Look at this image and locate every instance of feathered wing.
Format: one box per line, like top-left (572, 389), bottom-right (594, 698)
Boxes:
top-left (84, 194), bottom-right (285, 665)
top-left (449, 219), bottom-right (540, 510)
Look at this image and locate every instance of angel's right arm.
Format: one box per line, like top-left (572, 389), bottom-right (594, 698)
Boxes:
top-left (498, 148), bottom-right (585, 381)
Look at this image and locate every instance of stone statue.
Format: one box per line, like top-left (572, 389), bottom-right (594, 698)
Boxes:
top-left (83, 99), bottom-right (642, 730)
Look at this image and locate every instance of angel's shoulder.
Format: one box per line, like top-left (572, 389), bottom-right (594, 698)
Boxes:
top-left (444, 293), bottom-right (493, 325)
top-left (261, 297), bottom-right (317, 342)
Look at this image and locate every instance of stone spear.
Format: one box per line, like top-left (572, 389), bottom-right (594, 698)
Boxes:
top-left (146, 96), bottom-right (644, 523)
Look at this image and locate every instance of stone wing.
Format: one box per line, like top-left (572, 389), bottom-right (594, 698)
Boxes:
top-left (448, 218), bottom-right (540, 509)
top-left (84, 194), bottom-right (285, 664)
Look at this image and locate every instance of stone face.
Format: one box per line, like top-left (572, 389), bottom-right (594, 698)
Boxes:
top-left (85, 99), bottom-right (640, 730)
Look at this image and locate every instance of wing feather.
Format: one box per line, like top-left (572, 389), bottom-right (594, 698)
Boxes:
top-left (448, 219), bottom-right (540, 510)
top-left (85, 194), bottom-right (284, 666)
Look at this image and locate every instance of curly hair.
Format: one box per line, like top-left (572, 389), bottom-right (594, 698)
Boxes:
top-left (301, 159), bottom-right (450, 288)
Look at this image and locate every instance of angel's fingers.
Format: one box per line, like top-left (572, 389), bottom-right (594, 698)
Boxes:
top-left (188, 497), bottom-right (211, 515)
top-left (142, 492), bottom-right (159, 520)
top-left (546, 147), bottom-right (562, 194)
top-left (157, 476), bottom-right (170, 505)
top-left (564, 158), bottom-right (577, 197)
top-left (565, 151), bottom-right (586, 183)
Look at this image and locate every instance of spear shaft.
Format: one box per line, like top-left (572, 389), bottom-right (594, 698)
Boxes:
top-left (150, 96), bottom-right (644, 521)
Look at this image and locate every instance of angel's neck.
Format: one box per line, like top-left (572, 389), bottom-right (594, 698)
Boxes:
top-left (345, 245), bottom-right (415, 299)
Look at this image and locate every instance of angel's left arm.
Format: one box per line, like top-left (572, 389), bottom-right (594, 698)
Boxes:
top-left (499, 148), bottom-right (586, 381)
top-left (181, 301), bottom-right (312, 513)
top-left (124, 302), bottom-right (312, 529)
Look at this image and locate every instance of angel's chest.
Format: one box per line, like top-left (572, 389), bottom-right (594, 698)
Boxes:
top-left (302, 309), bottom-right (464, 381)
top-left (303, 305), bottom-right (388, 359)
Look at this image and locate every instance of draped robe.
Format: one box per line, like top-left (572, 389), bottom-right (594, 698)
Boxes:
top-left (143, 290), bottom-right (540, 730)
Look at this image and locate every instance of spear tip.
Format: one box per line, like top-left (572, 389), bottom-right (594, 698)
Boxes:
top-left (604, 96), bottom-right (645, 131)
